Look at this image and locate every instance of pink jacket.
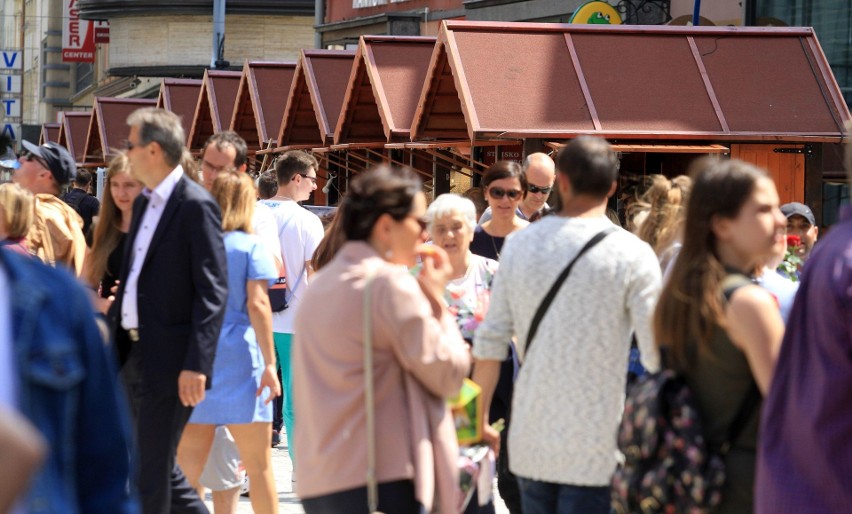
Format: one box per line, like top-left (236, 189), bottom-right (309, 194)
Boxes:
top-left (293, 241), bottom-right (470, 513)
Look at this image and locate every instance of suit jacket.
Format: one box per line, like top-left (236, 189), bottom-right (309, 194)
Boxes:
top-left (110, 174), bottom-right (228, 393)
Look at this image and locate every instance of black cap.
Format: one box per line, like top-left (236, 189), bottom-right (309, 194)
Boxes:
top-left (22, 140), bottom-right (77, 186)
top-left (780, 202), bottom-right (816, 226)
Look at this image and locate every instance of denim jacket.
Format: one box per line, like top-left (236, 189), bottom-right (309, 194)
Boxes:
top-left (0, 249), bottom-right (138, 514)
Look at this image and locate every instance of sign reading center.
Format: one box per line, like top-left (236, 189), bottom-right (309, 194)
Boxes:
top-left (62, 0), bottom-right (96, 62)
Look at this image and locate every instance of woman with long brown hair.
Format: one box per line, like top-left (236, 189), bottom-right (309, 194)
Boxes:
top-left (635, 174), bottom-right (691, 273)
top-left (654, 158), bottom-right (786, 513)
top-left (82, 152), bottom-right (143, 312)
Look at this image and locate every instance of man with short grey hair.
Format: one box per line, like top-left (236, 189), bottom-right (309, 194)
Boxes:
top-left (112, 107), bottom-right (228, 514)
top-left (479, 152), bottom-right (556, 223)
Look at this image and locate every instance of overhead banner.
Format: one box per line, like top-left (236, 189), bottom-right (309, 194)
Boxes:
top-left (63, 0), bottom-right (96, 62)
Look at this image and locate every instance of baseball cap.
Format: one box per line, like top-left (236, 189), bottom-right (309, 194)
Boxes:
top-left (780, 202), bottom-right (816, 226)
top-left (21, 140), bottom-right (77, 186)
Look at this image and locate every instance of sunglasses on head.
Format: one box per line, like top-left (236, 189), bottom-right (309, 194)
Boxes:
top-left (488, 187), bottom-right (523, 200)
top-left (528, 184), bottom-right (552, 195)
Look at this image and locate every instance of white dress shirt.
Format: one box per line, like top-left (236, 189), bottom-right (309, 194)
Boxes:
top-left (121, 165), bottom-right (184, 330)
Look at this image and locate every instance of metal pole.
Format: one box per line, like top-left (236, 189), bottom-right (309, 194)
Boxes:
top-left (212, 0), bottom-right (226, 68)
top-left (693, 0), bottom-right (701, 26)
top-left (314, 0), bottom-right (324, 48)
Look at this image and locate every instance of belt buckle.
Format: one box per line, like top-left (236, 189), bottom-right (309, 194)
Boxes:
top-left (128, 328), bottom-right (140, 342)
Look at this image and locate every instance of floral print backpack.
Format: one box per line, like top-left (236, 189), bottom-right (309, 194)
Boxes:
top-left (611, 277), bottom-right (761, 514)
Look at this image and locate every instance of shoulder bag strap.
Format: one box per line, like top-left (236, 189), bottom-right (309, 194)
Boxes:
top-left (524, 226), bottom-right (618, 358)
top-left (363, 273), bottom-right (382, 514)
top-left (719, 272), bottom-right (762, 454)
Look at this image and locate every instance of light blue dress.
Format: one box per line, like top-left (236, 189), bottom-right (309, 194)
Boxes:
top-left (190, 231), bottom-right (277, 424)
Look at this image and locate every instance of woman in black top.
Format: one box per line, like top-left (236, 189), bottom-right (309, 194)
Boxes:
top-left (82, 152), bottom-right (143, 312)
top-left (470, 161), bottom-right (529, 261)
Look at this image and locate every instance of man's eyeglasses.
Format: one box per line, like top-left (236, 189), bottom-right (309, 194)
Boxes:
top-left (299, 173), bottom-right (318, 185)
top-left (123, 139), bottom-right (142, 151)
top-left (21, 150), bottom-right (48, 169)
top-left (528, 184), bottom-right (552, 195)
top-left (487, 187), bottom-right (523, 200)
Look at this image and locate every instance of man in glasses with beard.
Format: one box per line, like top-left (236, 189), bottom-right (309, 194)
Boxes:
top-left (478, 152), bottom-right (556, 224)
top-left (11, 141), bottom-right (87, 275)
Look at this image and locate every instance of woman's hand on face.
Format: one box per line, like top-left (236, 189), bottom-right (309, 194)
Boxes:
top-left (257, 365), bottom-right (282, 405)
top-left (416, 244), bottom-right (453, 299)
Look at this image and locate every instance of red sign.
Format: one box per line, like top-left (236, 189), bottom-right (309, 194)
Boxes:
top-left (62, 0), bottom-right (96, 62)
top-left (94, 21), bottom-right (110, 44)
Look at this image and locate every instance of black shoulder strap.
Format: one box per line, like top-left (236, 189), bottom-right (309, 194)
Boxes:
top-left (523, 226), bottom-right (618, 359)
top-left (720, 271), bottom-right (761, 453)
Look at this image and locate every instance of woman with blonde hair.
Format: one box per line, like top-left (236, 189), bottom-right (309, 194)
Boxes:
top-left (82, 153), bottom-right (144, 312)
top-left (177, 170), bottom-right (281, 514)
top-left (0, 182), bottom-right (35, 256)
top-left (636, 174), bottom-right (691, 272)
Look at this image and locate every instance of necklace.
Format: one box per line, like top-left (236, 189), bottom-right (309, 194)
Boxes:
top-left (489, 233), bottom-right (501, 260)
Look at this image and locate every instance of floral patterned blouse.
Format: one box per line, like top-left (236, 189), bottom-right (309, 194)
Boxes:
top-left (445, 253), bottom-right (499, 341)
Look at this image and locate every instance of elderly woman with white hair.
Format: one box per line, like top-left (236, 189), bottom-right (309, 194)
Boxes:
top-left (427, 194), bottom-right (499, 343)
top-left (426, 193), bottom-right (499, 514)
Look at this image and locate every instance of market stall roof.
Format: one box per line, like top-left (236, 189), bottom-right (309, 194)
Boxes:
top-left (413, 21), bottom-right (851, 143)
top-left (188, 70), bottom-right (242, 151)
top-left (39, 123), bottom-right (61, 145)
top-left (157, 78), bottom-right (203, 145)
top-left (276, 49), bottom-right (356, 149)
top-left (82, 97), bottom-right (157, 165)
top-left (57, 112), bottom-right (92, 163)
top-left (230, 61), bottom-right (298, 152)
top-left (334, 36), bottom-right (435, 145)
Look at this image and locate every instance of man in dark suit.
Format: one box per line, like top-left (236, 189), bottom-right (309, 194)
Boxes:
top-left (111, 107), bottom-right (228, 514)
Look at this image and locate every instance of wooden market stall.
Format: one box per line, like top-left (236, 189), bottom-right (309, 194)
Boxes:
top-left (230, 61), bottom-right (297, 166)
top-left (157, 78), bottom-right (203, 146)
top-left (81, 97), bottom-right (157, 167)
top-left (57, 112), bottom-right (93, 164)
top-left (271, 49), bottom-right (356, 205)
top-left (409, 21), bottom-right (849, 223)
top-left (39, 123), bottom-right (60, 145)
top-left (187, 69), bottom-right (242, 153)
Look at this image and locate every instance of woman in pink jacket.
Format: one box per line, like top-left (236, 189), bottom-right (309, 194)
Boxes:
top-left (293, 166), bottom-right (471, 514)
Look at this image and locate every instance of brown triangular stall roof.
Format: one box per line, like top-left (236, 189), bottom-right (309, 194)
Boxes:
top-left (334, 36), bottom-right (436, 145)
top-left (188, 70), bottom-right (242, 151)
top-left (57, 112), bottom-right (93, 163)
top-left (39, 123), bottom-right (61, 145)
top-left (82, 97), bottom-right (157, 165)
top-left (157, 78), bottom-right (203, 145)
top-left (230, 61), bottom-right (298, 152)
top-left (277, 49), bottom-right (356, 148)
top-left (413, 21), bottom-right (850, 143)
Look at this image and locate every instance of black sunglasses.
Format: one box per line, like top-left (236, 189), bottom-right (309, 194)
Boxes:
top-left (528, 184), bottom-right (552, 195)
top-left (22, 150), bottom-right (48, 168)
top-left (488, 187), bottom-right (523, 200)
top-left (298, 173), bottom-right (317, 184)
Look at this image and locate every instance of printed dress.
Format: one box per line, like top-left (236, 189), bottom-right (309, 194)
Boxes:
top-left (190, 231), bottom-right (277, 425)
top-left (445, 254), bottom-right (499, 342)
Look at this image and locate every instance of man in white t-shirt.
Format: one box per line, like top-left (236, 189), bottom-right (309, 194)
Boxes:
top-left (259, 151), bottom-right (324, 471)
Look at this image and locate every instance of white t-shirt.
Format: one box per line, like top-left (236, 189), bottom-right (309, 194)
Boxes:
top-left (259, 200), bottom-right (324, 333)
top-left (252, 202), bottom-right (282, 267)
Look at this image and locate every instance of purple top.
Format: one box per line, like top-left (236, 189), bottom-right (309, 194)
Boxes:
top-left (756, 206), bottom-right (852, 513)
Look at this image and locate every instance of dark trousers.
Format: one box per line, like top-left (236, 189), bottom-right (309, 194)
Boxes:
top-left (301, 480), bottom-right (423, 514)
top-left (272, 346), bottom-right (284, 432)
top-left (517, 478), bottom-right (609, 514)
top-left (122, 344), bottom-right (209, 514)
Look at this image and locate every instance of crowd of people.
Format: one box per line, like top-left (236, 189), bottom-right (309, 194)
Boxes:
top-left (0, 106), bottom-right (850, 514)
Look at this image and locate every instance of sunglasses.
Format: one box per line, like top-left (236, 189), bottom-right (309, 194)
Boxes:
top-left (22, 150), bottom-right (49, 169)
top-left (528, 184), bottom-right (552, 195)
top-left (488, 187), bottom-right (523, 200)
top-left (122, 139), bottom-right (143, 151)
top-left (298, 173), bottom-right (317, 184)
